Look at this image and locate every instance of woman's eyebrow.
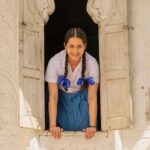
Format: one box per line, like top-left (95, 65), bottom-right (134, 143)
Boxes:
top-left (68, 44), bottom-right (74, 46)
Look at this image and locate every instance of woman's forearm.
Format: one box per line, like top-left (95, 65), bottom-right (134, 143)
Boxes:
top-left (49, 98), bottom-right (58, 127)
top-left (89, 98), bottom-right (97, 126)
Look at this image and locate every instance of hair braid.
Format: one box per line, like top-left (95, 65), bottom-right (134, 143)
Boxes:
top-left (64, 53), bottom-right (68, 77)
top-left (81, 52), bottom-right (86, 78)
top-left (81, 52), bottom-right (88, 89)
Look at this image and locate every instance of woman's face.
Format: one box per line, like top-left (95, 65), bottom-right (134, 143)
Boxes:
top-left (65, 37), bottom-right (86, 63)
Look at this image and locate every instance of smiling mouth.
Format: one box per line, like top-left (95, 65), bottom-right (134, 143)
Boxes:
top-left (71, 54), bottom-right (80, 57)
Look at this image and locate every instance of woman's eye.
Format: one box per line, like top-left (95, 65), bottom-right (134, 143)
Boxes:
top-left (68, 45), bottom-right (83, 49)
top-left (77, 45), bottom-right (82, 49)
top-left (69, 45), bottom-right (74, 48)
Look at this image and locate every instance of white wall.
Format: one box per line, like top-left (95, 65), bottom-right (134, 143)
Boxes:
top-left (121, 0), bottom-right (150, 149)
top-left (0, 1), bottom-right (38, 150)
top-left (1, 0), bottom-right (150, 150)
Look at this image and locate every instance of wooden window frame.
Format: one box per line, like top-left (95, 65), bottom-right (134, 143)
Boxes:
top-left (19, 0), bottom-right (132, 134)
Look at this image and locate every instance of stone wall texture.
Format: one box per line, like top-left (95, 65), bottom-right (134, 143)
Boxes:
top-left (121, 0), bottom-right (150, 149)
top-left (0, 1), bottom-right (38, 150)
top-left (0, 0), bottom-right (150, 150)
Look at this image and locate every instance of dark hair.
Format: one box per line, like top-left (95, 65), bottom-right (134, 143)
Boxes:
top-left (64, 28), bottom-right (87, 45)
top-left (64, 28), bottom-right (88, 89)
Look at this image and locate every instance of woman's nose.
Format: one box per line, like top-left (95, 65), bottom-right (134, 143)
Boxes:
top-left (73, 47), bottom-right (79, 51)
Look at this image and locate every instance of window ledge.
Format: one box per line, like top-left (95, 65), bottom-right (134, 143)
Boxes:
top-left (40, 130), bottom-right (108, 138)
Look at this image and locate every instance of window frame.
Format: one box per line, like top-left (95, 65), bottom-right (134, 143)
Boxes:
top-left (19, 0), bottom-right (132, 134)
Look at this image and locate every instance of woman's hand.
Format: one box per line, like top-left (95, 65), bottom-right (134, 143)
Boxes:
top-left (49, 126), bottom-right (64, 139)
top-left (83, 127), bottom-right (97, 139)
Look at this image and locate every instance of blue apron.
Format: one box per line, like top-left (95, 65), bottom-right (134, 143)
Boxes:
top-left (56, 89), bottom-right (89, 131)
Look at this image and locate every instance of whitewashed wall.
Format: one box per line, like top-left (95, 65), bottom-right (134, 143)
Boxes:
top-left (0, 1), bottom-right (39, 150)
top-left (0, 0), bottom-right (150, 150)
top-left (121, 0), bottom-right (150, 150)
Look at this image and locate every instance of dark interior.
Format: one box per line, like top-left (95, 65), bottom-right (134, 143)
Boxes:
top-left (44, 0), bottom-right (100, 130)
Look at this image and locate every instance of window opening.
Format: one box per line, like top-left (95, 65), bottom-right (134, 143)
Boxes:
top-left (44, 0), bottom-right (100, 130)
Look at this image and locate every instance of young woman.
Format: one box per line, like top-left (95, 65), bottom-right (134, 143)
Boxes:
top-left (45, 28), bottom-right (99, 139)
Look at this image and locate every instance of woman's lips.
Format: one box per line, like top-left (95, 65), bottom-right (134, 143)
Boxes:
top-left (71, 54), bottom-right (80, 57)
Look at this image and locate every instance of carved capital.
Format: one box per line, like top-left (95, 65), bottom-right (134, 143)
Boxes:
top-left (37, 0), bottom-right (55, 23)
top-left (87, 0), bottom-right (113, 24)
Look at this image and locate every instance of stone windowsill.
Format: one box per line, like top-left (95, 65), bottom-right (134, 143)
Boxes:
top-left (40, 130), bottom-right (108, 138)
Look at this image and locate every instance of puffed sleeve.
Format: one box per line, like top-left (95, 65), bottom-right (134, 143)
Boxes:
top-left (88, 57), bottom-right (100, 83)
top-left (45, 56), bottom-right (59, 83)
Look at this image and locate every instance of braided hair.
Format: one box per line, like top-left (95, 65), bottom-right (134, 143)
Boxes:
top-left (64, 28), bottom-right (88, 89)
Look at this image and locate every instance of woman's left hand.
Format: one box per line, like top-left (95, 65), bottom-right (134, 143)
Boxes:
top-left (83, 127), bottom-right (97, 139)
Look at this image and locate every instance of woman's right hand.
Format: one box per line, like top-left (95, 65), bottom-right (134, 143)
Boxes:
top-left (49, 126), bottom-right (64, 139)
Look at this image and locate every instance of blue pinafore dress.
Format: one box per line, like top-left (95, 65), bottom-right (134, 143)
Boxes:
top-left (56, 89), bottom-right (89, 131)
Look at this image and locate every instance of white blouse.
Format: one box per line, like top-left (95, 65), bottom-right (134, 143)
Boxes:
top-left (45, 50), bottom-right (99, 93)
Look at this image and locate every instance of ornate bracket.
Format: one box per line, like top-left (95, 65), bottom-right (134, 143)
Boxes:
top-left (87, 0), bottom-right (113, 25)
top-left (38, 0), bottom-right (113, 25)
top-left (37, 0), bottom-right (55, 23)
